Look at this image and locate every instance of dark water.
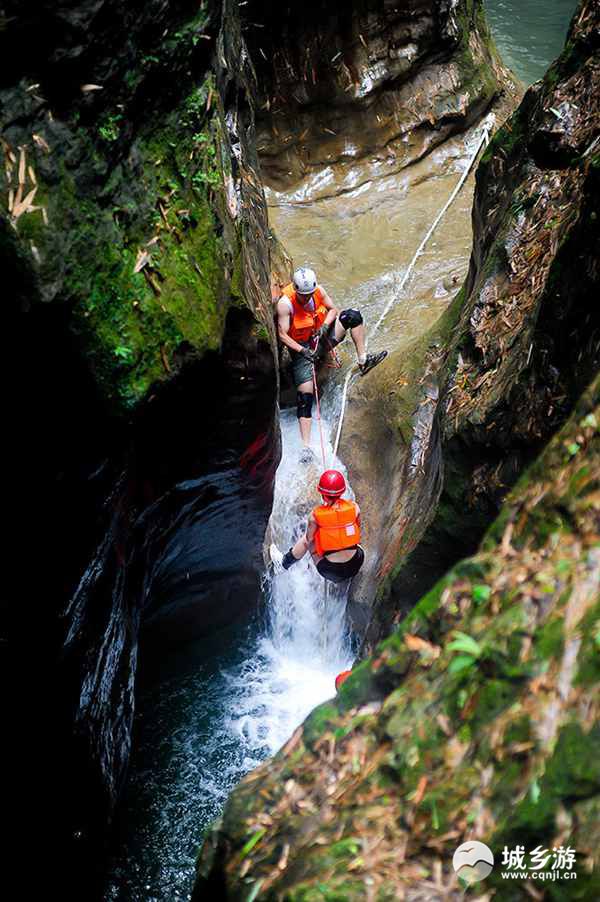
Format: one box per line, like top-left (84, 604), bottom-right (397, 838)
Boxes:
top-left (485, 0), bottom-right (579, 84)
top-left (105, 619), bottom-right (268, 901)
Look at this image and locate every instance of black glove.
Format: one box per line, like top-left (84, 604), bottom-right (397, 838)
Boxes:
top-left (300, 347), bottom-right (317, 363)
top-left (282, 549), bottom-right (298, 570)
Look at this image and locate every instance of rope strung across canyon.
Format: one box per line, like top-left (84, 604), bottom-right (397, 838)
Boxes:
top-left (332, 120), bottom-right (492, 459)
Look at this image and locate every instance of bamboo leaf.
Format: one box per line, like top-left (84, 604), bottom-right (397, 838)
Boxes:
top-left (12, 185), bottom-right (38, 219)
top-left (472, 584), bottom-right (491, 604)
top-left (447, 631), bottom-right (482, 658)
top-left (246, 879), bottom-right (264, 902)
top-left (240, 827), bottom-right (266, 860)
top-left (448, 654), bottom-right (476, 675)
top-left (18, 146), bottom-right (26, 185)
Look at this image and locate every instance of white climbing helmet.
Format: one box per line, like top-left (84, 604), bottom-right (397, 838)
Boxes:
top-left (293, 266), bottom-right (317, 296)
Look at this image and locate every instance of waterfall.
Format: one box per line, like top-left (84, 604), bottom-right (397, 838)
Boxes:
top-left (223, 404), bottom-right (355, 757)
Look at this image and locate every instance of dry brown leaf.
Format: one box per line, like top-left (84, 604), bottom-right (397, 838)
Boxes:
top-left (13, 182), bottom-right (23, 212)
top-left (80, 84), bottom-right (104, 92)
top-left (18, 147), bottom-right (26, 185)
top-left (413, 776), bottom-right (428, 806)
top-left (12, 185), bottom-right (38, 219)
top-left (436, 713), bottom-right (452, 736)
top-left (32, 133), bottom-right (50, 153)
top-left (277, 843), bottom-right (290, 871)
top-left (160, 345), bottom-right (171, 374)
top-left (404, 634), bottom-right (441, 659)
top-left (444, 736), bottom-right (470, 769)
top-left (133, 248), bottom-right (151, 273)
top-left (27, 165), bottom-right (36, 185)
top-left (8, 188), bottom-right (14, 213)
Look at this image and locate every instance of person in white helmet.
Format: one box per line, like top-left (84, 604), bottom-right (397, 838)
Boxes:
top-left (276, 266), bottom-right (387, 460)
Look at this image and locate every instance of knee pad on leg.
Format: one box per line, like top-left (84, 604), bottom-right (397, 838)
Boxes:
top-left (339, 308), bottom-right (363, 329)
top-left (296, 391), bottom-right (314, 419)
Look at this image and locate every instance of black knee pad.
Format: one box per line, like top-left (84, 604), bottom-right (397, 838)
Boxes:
top-left (296, 391), bottom-right (314, 419)
top-left (339, 308), bottom-right (363, 329)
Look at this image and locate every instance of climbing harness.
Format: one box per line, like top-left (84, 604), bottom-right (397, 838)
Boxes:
top-left (312, 361), bottom-right (327, 469)
top-left (332, 120), bottom-right (492, 457)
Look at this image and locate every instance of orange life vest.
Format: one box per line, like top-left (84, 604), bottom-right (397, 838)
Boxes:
top-left (313, 499), bottom-right (361, 556)
top-left (281, 283), bottom-right (328, 344)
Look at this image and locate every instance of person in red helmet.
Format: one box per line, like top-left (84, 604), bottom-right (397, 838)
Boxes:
top-left (275, 469), bottom-right (365, 584)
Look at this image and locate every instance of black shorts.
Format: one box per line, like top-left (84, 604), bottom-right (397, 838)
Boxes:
top-left (316, 545), bottom-right (365, 584)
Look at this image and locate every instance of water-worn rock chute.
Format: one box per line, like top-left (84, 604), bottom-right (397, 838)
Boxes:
top-left (244, 0), bottom-right (516, 193)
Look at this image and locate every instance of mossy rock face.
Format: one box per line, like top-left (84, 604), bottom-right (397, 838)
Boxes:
top-left (358, 0), bottom-right (600, 642)
top-left (195, 372), bottom-right (600, 901)
top-left (1, 1), bottom-right (280, 412)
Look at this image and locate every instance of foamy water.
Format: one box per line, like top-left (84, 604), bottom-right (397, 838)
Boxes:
top-left (223, 407), bottom-right (355, 756)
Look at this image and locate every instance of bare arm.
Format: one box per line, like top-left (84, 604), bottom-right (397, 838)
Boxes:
top-left (291, 515), bottom-right (317, 560)
top-left (320, 287), bottom-right (338, 328)
top-left (277, 299), bottom-right (306, 353)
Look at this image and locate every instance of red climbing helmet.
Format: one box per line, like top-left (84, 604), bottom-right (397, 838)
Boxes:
top-left (318, 469), bottom-right (346, 498)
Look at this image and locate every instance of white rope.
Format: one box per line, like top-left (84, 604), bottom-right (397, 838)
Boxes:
top-left (332, 122), bottom-right (491, 459)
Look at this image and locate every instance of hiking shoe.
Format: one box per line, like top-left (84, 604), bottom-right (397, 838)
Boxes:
top-left (359, 350), bottom-right (388, 377)
top-left (299, 446), bottom-right (315, 464)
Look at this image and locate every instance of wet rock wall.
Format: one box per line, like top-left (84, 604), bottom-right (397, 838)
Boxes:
top-left (243, 0), bottom-right (515, 192)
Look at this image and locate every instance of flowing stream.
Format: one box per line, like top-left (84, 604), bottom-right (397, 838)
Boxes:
top-left (105, 3), bottom-right (578, 896)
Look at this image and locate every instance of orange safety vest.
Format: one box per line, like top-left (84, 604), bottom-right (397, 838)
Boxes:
top-left (281, 283), bottom-right (328, 344)
top-left (313, 499), bottom-right (361, 556)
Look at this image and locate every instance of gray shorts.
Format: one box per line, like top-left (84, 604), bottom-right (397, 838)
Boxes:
top-left (290, 323), bottom-right (341, 388)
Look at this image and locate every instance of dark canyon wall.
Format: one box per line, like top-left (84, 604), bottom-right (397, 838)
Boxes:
top-left (3, 0), bottom-right (283, 892)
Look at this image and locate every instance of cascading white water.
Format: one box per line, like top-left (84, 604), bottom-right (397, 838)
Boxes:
top-left (222, 402), bottom-right (355, 756)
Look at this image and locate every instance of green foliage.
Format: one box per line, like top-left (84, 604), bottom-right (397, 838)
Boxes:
top-left (239, 828), bottom-right (266, 860)
top-left (472, 584), bottom-right (491, 604)
top-left (447, 631), bottom-right (482, 657)
top-left (98, 110), bottom-right (124, 142)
